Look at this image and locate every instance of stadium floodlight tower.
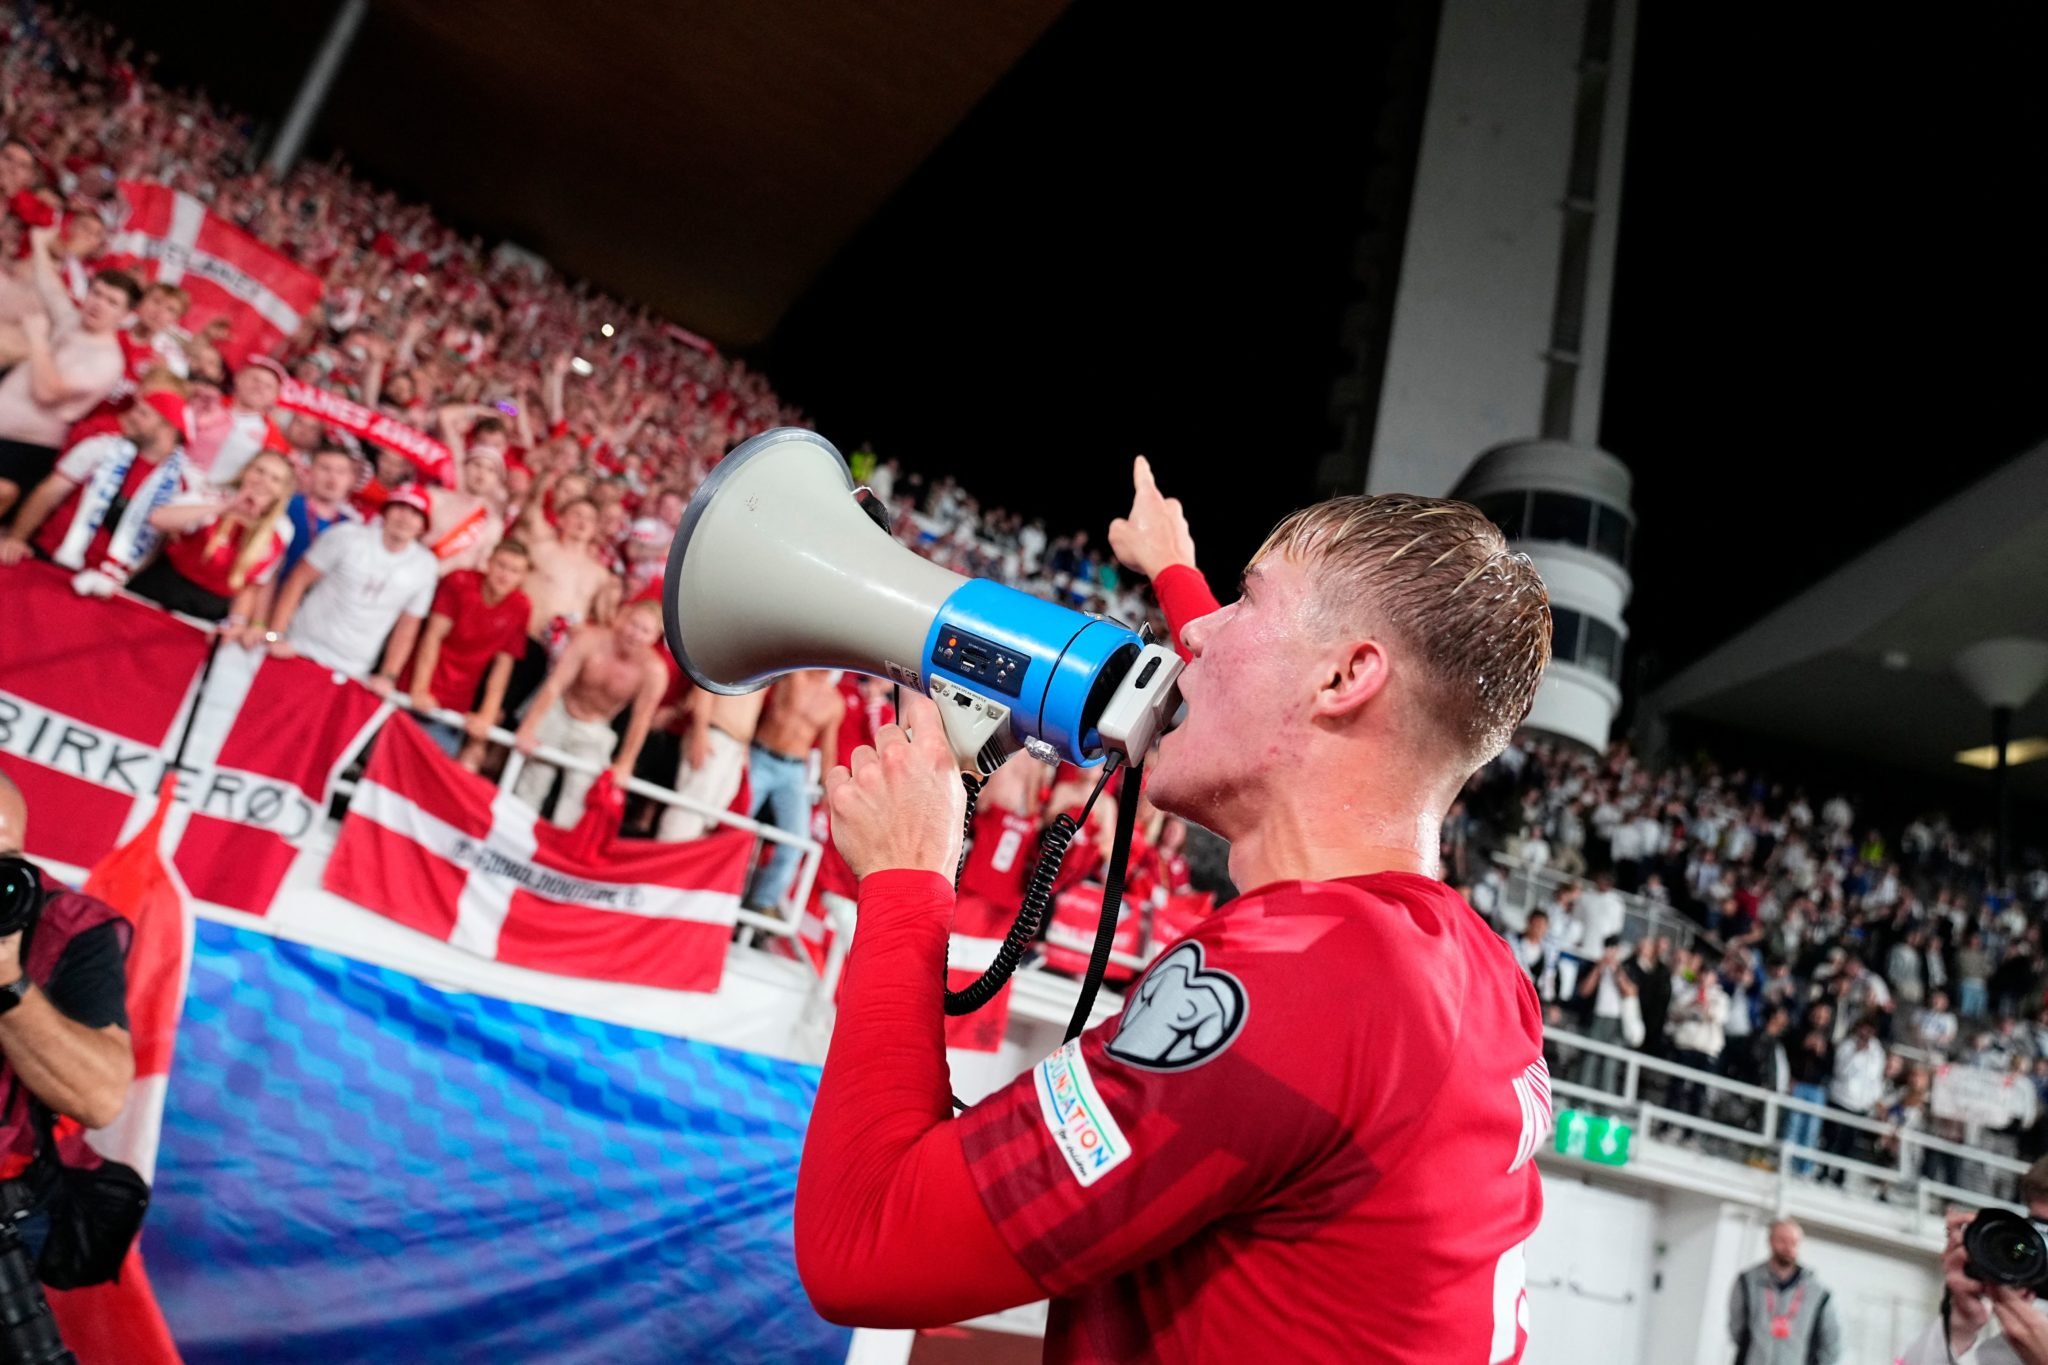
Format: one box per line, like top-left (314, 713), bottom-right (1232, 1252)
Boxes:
top-left (1452, 441), bottom-right (1633, 752)
top-left (1323, 0), bottom-right (1643, 752)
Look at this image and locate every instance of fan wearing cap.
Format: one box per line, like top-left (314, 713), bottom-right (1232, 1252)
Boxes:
top-left (0, 386), bottom-right (189, 586)
top-left (265, 483), bottom-right (439, 688)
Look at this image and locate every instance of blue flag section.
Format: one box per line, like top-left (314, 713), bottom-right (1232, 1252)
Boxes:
top-left (148, 921), bottom-right (850, 1365)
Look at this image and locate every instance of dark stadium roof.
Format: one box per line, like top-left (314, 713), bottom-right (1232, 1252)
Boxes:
top-left (1644, 439), bottom-right (2048, 799)
top-left (85, 0), bottom-right (1067, 348)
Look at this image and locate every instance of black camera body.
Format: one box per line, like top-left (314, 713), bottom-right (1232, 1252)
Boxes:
top-left (0, 858), bottom-right (42, 942)
top-left (1964, 1207), bottom-right (2048, 1290)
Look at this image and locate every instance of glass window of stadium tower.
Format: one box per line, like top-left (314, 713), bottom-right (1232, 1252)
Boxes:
top-left (1518, 601), bottom-right (1622, 684)
top-left (1469, 490), bottom-right (1633, 573)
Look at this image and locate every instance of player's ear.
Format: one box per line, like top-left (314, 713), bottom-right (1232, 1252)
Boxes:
top-left (1311, 637), bottom-right (1390, 721)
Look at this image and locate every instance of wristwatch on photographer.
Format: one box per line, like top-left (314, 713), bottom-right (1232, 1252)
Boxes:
top-left (0, 975), bottom-right (29, 1016)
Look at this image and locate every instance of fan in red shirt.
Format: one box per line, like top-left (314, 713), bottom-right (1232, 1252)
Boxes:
top-left (796, 458), bottom-right (1556, 1364)
top-left (405, 540), bottom-right (534, 768)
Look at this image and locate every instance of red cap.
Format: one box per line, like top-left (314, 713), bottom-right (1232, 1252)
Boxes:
top-left (140, 390), bottom-right (187, 437)
top-left (383, 484), bottom-right (432, 519)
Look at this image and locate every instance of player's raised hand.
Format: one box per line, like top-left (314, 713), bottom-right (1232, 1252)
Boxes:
top-left (823, 689), bottom-right (966, 882)
top-left (1106, 455), bottom-right (1196, 580)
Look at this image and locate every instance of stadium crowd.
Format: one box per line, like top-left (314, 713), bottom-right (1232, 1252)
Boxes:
top-left (0, 5), bottom-right (1186, 913)
top-left (4, 6), bottom-right (2044, 1202)
top-left (1463, 734), bottom-right (2048, 1191)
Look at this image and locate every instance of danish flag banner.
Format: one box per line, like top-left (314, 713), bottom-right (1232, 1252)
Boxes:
top-left (324, 716), bottom-right (753, 992)
top-left (111, 181), bottom-right (324, 365)
top-left (0, 562), bottom-right (210, 871)
top-left (169, 646), bottom-right (386, 915)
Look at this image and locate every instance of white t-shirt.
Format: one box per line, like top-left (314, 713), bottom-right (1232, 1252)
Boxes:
top-left (288, 521), bottom-right (437, 675)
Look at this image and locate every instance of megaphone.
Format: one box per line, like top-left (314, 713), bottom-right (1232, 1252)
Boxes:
top-left (664, 428), bottom-right (1182, 774)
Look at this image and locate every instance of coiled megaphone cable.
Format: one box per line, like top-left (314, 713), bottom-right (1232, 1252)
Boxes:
top-left (942, 757), bottom-right (1119, 1017)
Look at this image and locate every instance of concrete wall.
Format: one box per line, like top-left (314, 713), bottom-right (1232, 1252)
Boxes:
top-left (1535, 1175), bottom-right (1945, 1365)
top-left (1368, 0), bottom-right (1638, 499)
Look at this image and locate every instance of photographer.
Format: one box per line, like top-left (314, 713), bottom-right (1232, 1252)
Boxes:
top-left (0, 770), bottom-right (136, 1258)
top-left (1899, 1163), bottom-right (2048, 1364)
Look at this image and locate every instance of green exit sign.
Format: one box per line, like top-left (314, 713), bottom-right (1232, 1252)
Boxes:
top-left (1554, 1109), bottom-right (1632, 1166)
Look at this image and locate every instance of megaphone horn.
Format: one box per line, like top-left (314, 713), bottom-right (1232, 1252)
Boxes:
top-left (664, 428), bottom-right (1181, 773)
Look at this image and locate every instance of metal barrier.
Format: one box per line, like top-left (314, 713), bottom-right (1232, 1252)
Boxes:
top-left (1545, 1026), bottom-right (2033, 1226)
top-left (1493, 852), bottom-right (1716, 954)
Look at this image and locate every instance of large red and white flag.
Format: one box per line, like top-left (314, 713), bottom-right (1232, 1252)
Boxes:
top-left (46, 782), bottom-right (191, 1365)
top-left (111, 181), bottom-right (324, 365)
top-left (170, 646), bottom-right (385, 915)
top-left (0, 563), bottom-right (211, 871)
top-left (325, 716), bottom-right (754, 992)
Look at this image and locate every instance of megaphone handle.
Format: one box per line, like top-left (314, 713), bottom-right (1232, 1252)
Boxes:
top-left (929, 679), bottom-right (1021, 775)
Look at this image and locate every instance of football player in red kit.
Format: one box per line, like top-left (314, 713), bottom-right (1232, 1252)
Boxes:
top-left (796, 458), bottom-right (1554, 1364)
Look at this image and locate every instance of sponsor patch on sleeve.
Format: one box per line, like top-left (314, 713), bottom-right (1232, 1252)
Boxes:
top-left (1033, 1039), bottom-right (1131, 1188)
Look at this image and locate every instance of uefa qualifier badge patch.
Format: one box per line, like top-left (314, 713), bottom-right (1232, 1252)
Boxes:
top-left (1106, 940), bottom-right (1247, 1071)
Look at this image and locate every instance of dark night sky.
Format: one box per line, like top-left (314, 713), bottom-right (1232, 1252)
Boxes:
top-left (73, 0), bottom-right (2048, 710)
top-left (1600, 4), bottom-right (2048, 695)
top-left (764, 3), bottom-right (1398, 607)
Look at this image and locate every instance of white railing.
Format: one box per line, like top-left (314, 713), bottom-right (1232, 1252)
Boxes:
top-left (1493, 852), bottom-right (1717, 953)
top-left (1545, 1026), bottom-right (2032, 1231)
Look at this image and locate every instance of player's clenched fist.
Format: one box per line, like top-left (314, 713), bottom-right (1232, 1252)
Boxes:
top-left (823, 690), bottom-right (967, 882)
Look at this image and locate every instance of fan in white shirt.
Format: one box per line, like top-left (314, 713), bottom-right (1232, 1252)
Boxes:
top-left (266, 488), bottom-right (439, 684)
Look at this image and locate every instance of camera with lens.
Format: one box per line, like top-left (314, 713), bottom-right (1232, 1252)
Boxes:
top-left (1963, 1207), bottom-right (2048, 1291)
top-left (0, 858), bottom-right (42, 942)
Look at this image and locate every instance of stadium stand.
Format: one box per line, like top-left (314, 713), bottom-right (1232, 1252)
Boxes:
top-left (1, 0), bottom-right (2040, 1225)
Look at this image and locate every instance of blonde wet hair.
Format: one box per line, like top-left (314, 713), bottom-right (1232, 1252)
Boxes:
top-left (1254, 495), bottom-right (1552, 771)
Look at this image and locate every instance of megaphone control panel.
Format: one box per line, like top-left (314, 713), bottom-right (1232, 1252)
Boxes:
top-left (930, 627), bottom-right (1025, 699)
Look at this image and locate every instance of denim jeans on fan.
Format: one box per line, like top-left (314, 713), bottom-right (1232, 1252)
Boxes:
top-left (1785, 1081), bottom-right (1827, 1175)
top-left (745, 745), bottom-right (812, 912)
top-left (1961, 978), bottom-right (1989, 1019)
top-left (422, 718), bottom-right (467, 759)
